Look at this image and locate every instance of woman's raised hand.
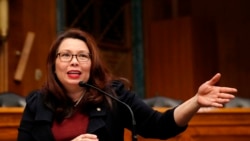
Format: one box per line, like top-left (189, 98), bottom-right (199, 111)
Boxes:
top-left (196, 73), bottom-right (237, 108)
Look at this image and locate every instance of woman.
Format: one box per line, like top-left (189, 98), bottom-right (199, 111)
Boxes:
top-left (17, 29), bottom-right (237, 141)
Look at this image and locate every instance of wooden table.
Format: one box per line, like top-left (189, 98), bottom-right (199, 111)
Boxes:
top-left (125, 107), bottom-right (250, 141)
top-left (1, 107), bottom-right (250, 141)
top-left (0, 107), bottom-right (24, 141)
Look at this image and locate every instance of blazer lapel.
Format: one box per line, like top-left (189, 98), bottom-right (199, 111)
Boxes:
top-left (87, 105), bottom-right (107, 133)
top-left (31, 94), bottom-right (55, 141)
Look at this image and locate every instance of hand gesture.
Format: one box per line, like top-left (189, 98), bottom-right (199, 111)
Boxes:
top-left (196, 73), bottom-right (237, 108)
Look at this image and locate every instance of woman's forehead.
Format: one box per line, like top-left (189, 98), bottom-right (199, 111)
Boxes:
top-left (58, 38), bottom-right (89, 52)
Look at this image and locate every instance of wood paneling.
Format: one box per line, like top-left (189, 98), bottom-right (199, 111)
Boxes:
top-left (0, 42), bottom-right (8, 91)
top-left (145, 17), bottom-right (217, 100)
top-left (2, 0), bottom-right (250, 100)
top-left (142, 0), bottom-right (250, 101)
top-left (191, 0), bottom-right (250, 99)
top-left (216, 19), bottom-right (250, 98)
top-left (7, 0), bottom-right (57, 96)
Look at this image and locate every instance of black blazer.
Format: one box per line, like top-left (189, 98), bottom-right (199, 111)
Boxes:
top-left (17, 81), bottom-right (187, 141)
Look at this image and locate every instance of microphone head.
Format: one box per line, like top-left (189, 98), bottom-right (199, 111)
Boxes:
top-left (78, 81), bottom-right (87, 87)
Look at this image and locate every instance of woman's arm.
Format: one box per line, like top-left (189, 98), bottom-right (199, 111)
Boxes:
top-left (174, 73), bottom-right (237, 126)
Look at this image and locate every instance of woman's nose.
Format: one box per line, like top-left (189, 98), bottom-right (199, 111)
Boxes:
top-left (70, 56), bottom-right (79, 65)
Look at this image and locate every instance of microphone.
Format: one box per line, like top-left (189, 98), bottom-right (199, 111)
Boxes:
top-left (79, 81), bottom-right (137, 141)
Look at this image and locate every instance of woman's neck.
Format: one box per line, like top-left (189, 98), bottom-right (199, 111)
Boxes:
top-left (67, 88), bottom-right (86, 102)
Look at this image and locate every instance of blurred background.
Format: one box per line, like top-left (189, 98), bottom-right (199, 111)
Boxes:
top-left (1, 1), bottom-right (250, 140)
top-left (0, 0), bottom-right (250, 104)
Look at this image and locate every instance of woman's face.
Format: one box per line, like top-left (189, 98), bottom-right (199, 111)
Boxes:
top-left (55, 38), bottom-right (91, 90)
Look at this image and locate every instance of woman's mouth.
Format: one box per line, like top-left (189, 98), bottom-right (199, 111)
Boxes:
top-left (67, 70), bottom-right (81, 79)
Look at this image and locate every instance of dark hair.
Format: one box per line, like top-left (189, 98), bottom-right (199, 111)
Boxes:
top-left (42, 28), bottom-right (114, 121)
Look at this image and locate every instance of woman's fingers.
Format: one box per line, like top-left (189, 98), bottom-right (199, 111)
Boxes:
top-left (219, 87), bottom-right (237, 94)
top-left (72, 133), bottom-right (98, 141)
top-left (207, 73), bottom-right (221, 86)
top-left (80, 134), bottom-right (98, 139)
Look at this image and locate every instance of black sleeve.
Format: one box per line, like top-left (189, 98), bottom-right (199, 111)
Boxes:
top-left (17, 91), bottom-right (39, 141)
top-left (112, 80), bottom-right (187, 139)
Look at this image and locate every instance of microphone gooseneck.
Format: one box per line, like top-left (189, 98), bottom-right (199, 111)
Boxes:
top-left (78, 81), bottom-right (137, 141)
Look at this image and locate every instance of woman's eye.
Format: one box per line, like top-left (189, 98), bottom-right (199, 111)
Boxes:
top-left (61, 53), bottom-right (71, 57)
top-left (79, 54), bottom-right (88, 58)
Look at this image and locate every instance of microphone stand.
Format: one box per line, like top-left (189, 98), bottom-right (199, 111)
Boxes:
top-left (79, 81), bottom-right (137, 141)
